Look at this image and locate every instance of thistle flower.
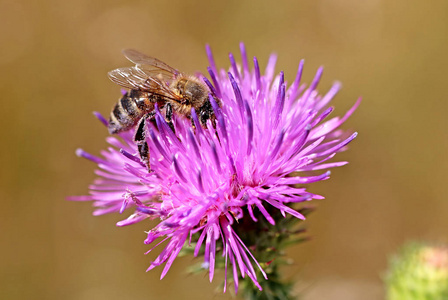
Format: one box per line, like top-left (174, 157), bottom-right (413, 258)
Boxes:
top-left (70, 43), bottom-right (359, 293)
top-left (385, 242), bottom-right (448, 300)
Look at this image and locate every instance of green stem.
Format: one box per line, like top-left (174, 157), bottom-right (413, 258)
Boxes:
top-left (239, 262), bottom-right (296, 300)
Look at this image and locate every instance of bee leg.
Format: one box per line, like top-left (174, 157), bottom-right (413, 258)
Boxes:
top-left (198, 101), bottom-right (221, 142)
top-left (134, 113), bottom-right (154, 170)
top-left (165, 102), bottom-right (176, 133)
top-left (199, 101), bottom-right (215, 128)
top-left (137, 143), bottom-right (150, 170)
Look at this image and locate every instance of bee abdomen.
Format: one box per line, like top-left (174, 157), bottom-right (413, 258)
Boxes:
top-left (108, 93), bottom-right (144, 134)
top-left (121, 96), bottom-right (140, 117)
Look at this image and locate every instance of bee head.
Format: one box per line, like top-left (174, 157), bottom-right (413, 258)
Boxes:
top-left (176, 78), bottom-right (207, 107)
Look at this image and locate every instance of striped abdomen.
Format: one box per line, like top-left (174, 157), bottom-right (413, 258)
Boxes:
top-left (108, 90), bottom-right (153, 134)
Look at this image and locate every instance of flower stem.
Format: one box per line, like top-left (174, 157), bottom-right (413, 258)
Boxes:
top-left (236, 206), bottom-right (314, 299)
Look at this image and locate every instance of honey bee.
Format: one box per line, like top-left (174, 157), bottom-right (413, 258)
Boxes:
top-left (107, 49), bottom-right (218, 170)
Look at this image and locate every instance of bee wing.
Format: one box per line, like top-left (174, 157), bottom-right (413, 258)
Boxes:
top-left (108, 67), bottom-right (181, 101)
top-left (108, 67), bottom-right (148, 90)
top-left (122, 49), bottom-right (182, 81)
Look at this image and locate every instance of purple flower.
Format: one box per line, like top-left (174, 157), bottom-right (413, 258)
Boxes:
top-left (70, 43), bottom-right (359, 293)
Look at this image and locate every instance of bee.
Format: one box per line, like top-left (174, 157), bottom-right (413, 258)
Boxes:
top-left (107, 49), bottom-right (218, 170)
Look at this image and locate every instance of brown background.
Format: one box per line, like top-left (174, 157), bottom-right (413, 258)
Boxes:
top-left (1, 0), bottom-right (447, 299)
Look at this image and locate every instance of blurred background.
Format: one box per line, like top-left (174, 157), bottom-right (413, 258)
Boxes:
top-left (1, 0), bottom-right (447, 299)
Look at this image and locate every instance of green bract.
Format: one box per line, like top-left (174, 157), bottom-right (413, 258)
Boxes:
top-left (385, 242), bottom-right (448, 300)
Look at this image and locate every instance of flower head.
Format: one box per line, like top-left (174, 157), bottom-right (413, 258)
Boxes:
top-left (385, 242), bottom-right (448, 300)
top-left (70, 43), bottom-right (359, 292)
